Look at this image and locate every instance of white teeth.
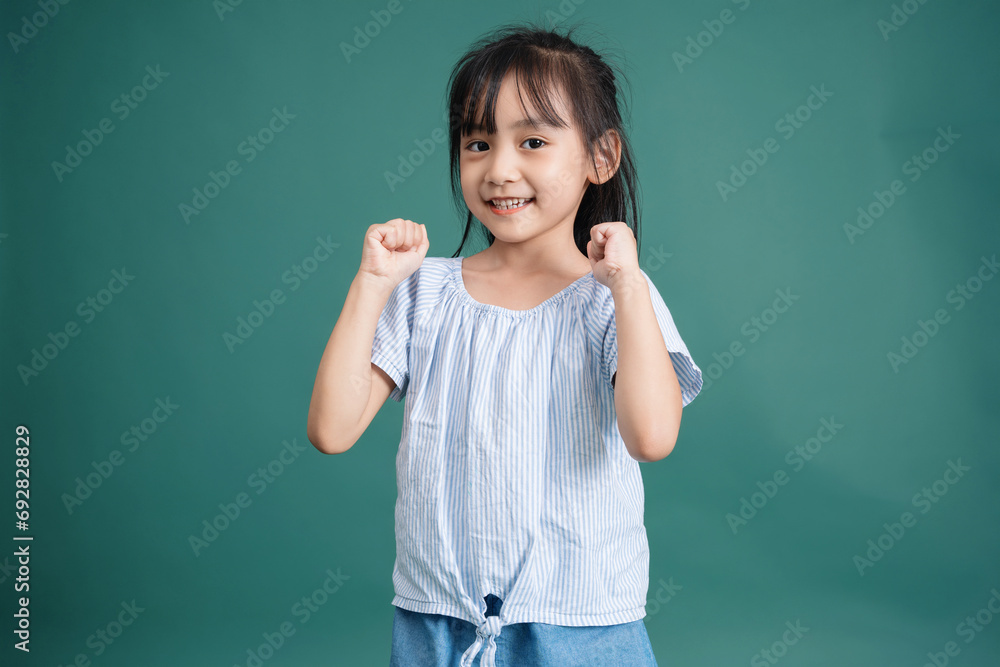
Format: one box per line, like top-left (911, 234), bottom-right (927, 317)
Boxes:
top-left (491, 198), bottom-right (530, 209)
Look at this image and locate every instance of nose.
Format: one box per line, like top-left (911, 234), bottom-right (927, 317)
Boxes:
top-left (484, 143), bottom-right (520, 185)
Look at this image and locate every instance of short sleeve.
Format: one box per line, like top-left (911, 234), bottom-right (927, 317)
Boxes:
top-left (371, 270), bottom-right (419, 403)
top-left (602, 271), bottom-right (703, 407)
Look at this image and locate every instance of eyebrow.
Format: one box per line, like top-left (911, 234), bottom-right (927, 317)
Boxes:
top-left (466, 117), bottom-right (558, 133)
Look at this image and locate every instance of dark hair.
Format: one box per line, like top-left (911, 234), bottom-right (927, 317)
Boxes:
top-left (444, 21), bottom-right (641, 259)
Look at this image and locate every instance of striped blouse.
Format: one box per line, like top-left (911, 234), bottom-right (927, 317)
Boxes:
top-left (370, 256), bottom-right (702, 666)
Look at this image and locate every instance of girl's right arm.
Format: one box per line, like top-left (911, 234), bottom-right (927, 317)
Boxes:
top-left (306, 219), bottom-right (429, 455)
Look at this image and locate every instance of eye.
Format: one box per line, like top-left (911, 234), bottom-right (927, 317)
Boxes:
top-left (464, 138), bottom-right (546, 152)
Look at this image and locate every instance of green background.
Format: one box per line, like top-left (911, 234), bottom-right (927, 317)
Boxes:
top-left (2, 0), bottom-right (998, 665)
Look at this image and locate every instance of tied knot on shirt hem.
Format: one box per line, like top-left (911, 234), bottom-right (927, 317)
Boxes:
top-left (460, 615), bottom-right (504, 667)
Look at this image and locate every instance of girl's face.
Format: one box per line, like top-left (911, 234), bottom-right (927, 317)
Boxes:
top-left (459, 72), bottom-right (605, 251)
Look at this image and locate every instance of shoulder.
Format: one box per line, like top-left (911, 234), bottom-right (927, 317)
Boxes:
top-left (568, 272), bottom-right (617, 334)
top-left (571, 269), bottom-right (666, 335)
top-left (396, 256), bottom-right (457, 289)
top-left (389, 256), bottom-right (458, 309)
top-left (416, 256), bottom-right (457, 279)
top-left (575, 268), bottom-right (658, 308)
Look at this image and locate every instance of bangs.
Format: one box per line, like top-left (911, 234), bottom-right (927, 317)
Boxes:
top-left (454, 50), bottom-right (575, 138)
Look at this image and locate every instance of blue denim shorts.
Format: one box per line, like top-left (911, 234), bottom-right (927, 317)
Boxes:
top-left (390, 594), bottom-right (658, 666)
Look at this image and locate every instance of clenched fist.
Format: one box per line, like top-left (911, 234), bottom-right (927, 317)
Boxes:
top-left (359, 218), bottom-right (429, 289)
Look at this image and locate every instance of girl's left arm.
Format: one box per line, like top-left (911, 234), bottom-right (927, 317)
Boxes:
top-left (610, 270), bottom-right (683, 463)
top-left (588, 221), bottom-right (682, 463)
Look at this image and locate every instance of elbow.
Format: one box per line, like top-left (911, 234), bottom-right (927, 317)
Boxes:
top-left (643, 397), bottom-right (684, 462)
top-left (307, 420), bottom-right (351, 455)
top-left (307, 400), bottom-right (366, 454)
top-left (617, 380), bottom-right (684, 463)
top-left (621, 424), bottom-right (677, 462)
top-left (306, 414), bottom-right (329, 454)
top-left (631, 434), bottom-right (677, 463)
top-left (306, 427), bottom-right (334, 455)
top-left (630, 412), bottom-right (682, 463)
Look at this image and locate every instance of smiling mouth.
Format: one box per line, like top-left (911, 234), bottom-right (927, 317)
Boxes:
top-left (488, 198), bottom-right (534, 213)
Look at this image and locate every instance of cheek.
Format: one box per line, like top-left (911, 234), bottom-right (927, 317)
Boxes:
top-left (534, 163), bottom-right (573, 201)
top-left (459, 164), bottom-right (479, 189)
top-left (458, 172), bottom-right (474, 195)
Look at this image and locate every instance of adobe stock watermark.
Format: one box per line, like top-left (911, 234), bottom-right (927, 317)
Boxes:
top-left (877, 0), bottom-right (934, 41)
top-left (213, 0), bottom-right (245, 21)
top-left (55, 599), bottom-right (145, 667)
top-left (17, 267), bottom-right (135, 386)
top-left (640, 245), bottom-right (673, 274)
top-left (750, 620), bottom-right (809, 667)
top-left (222, 235), bottom-right (340, 352)
top-left (340, 0), bottom-right (416, 63)
top-left (187, 438), bottom-right (308, 557)
top-left (701, 287), bottom-right (800, 391)
top-left (178, 106), bottom-right (296, 224)
top-left (231, 567), bottom-right (349, 667)
top-left (920, 586), bottom-right (1000, 667)
top-left (61, 397), bottom-right (179, 515)
top-left (385, 125), bottom-right (448, 192)
top-left (726, 417), bottom-right (844, 534)
top-left (7, 0), bottom-right (73, 55)
top-left (51, 65), bottom-right (170, 182)
top-left (886, 254), bottom-right (997, 373)
top-left (0, 554), bottom-right (21, 586)
top-left (384, 95), bottom-right (471, 191)
top-left (843, 126), bottom-right (960, 244)
top-left (672, 0), bottom-right (752, 73)
top-left (645, 577), bottom-right (682, 617)
top-left (852, 458), bottom-right (971, 576)
top-left (544, 0), bottom-right (587, 28)
top-left (716, 84), bottom-right (832, 202)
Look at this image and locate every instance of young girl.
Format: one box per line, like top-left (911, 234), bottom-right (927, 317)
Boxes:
top-left (307, 22), bottom-right (702, 666)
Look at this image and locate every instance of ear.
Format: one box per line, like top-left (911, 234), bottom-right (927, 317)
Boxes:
top-left (590, 129), bottom-right (622, 185)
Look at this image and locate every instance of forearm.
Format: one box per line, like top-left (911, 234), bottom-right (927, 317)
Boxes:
top-left (611, 271), bottom-right (683, 462)
top-left (307, 272), bottom-right (393, 454)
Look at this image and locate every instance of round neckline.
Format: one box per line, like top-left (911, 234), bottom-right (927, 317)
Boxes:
top-left (454, 256), bottom-right (593, 317)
